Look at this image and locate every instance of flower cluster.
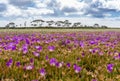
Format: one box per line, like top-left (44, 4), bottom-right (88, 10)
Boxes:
top-left (0, 31), bottom-right (119, 81)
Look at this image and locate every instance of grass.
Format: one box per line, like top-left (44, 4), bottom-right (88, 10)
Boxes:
top-left (0, 28), bottom-right (120, 32)
top-left (0, 29), bottom-right (120, 81)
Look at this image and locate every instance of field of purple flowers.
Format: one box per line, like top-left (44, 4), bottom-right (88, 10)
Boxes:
top-left (0, 31), bottom-right (120, 81)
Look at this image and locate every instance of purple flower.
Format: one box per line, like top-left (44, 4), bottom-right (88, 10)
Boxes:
top-left (33, 52), bottom-right (40, 57)
top-left (30, 58), bottom-right (34, 64)
top-left (56, 62), bottom-right (63, 68)
top-left (80, 41), bottom-right (84, 48)
top-left (66, 63), bottom-right (71, 68)
top-left (65, 39), bottom-right (70, 44)
top-left (92, 49), bottom-right (96, 53)
top-left (89, 49), bottom-right (93, 52)
top-left (11, 45), bottom-right (16, 50)
top-left (7, 43), bottom-right (16, 51)
top-left (45, 55), bottom-right (49, 61)
top-left (92, 79), bottom-right (97, 81)
top-left (94, 48), bottom-right (99, 52)
top-left (107, 64), bottom-right (114, 72)
top-left (16, 61), bottom-right (21, 67)
top-left (24, 65), bottom-right (34, 70)
top-left (98, 52), bottom-right (103, 56)
top-left (39, 68), bottom-right (46, 76)
top-left (76, 57), bottom-right (80, 61)
top-left (89, 40), bottom-right (95, 45)
top-left (75, 66), bottom-right (81, 73)
top-left (73, 64), bottom-right (77, 69)
top-left (73, 64), bottom-right (82, 73)
top-left (48, 46), bottom-right (55, 51)
top-left (25, 38), bottom-right (30, 44)
top-left (118, 53), bottom-right (120, 59)
top-left (114, 56), bottom-right (119, 60)
top-left (22, 44), bottom-right (28, 54)
top-left (49, 58), bottom-right (57, 66)
top-left (6, 58), bottom-right (13, 67)
top-left (23, 49), bottom-right (28, 53)
top-left (35, 46), bottom-right (42, 51)
top-left (82, 52), bottom-right (85, 57)
top-left (32, 80), bottom-right (38, 81)
top-left (0, 49), bottom-right (1, 53)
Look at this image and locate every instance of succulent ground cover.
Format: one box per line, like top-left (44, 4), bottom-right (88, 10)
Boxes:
top-left (0, 31), bottom-right (120, 81)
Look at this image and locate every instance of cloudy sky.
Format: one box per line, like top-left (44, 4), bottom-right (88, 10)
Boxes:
top-left (0, 0), bottom-right (120, 27)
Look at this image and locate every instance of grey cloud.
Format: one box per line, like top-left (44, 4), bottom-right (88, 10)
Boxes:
top-left (43, 0), bottom-right (78, 17)
top-left (43, 0), bottom-right (64, 17)
top-left (0, 3), bottom-right (7, 12)
top-left (1, 0), bottom-right (120, 19)
top-left (83, 1), bottom-right (119, 18)
top-left (61, 7), bottom-right (77, 13)
top-left (9, 0), bottom-right (35, 9)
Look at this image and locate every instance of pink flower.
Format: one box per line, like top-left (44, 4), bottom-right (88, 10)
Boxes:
top-left (48, 46), bottom-right (55, 51)
top-left (33, 52), bottom-right (40, 57)
top-left (49, 58), bottom-right (57, 66)
top-left (24, 65), bottom-right (34, 70)
top-left (39, 68), bottom-right (46, 76)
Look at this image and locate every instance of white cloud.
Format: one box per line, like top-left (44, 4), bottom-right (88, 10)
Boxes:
top-left (92, 0), bottom-right (120, 11)
top-left (58, 0), bottom-right (87, 11)
top-left (1, 0), bottom-right (120, 18)
top-left (0, 0), bottom-right (120, 27)
top-left (33, 0), bottom-right (47, 8)
top-left (3, 5), bottom-right (22, 17)
top-left (105, 0), bottom-right (120, 11)
top-left (0, 0), bottom-right (8, 4)
top-left (64, 12), bottom-right (84, 16)
top-left (25, 7), bottom-right (54, 16)
top-left (1, 1), bottom-right (54, 18)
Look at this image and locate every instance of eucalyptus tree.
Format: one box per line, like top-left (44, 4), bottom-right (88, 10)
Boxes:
top-left (67, 23), bottom-right (72, 27)
top-left (20, 24), bottom-right (22, 27)
top-left (6, 22), bottom-right (15, 28)
top-left (31, 19), bottom-right (45, 27)
top-left (63, 20), bottom-right (71, 27)
top-left (72, 22), bottom-right (81, 27)
top-left (93, 23), bottom-right (99, 28)
top-left (101, 25), bottom-right (108, 28)
top-left (5, 24), bottom-right (9, 28)
top-left (84, 25), bottom-right (88, 28)
top-left (46, 20), bottom-right (54, 27)
top-left (55, 21), bottom-right (64, 27)
top-left (24, 21), bottom-right (27, 27)
top-left (31, 23), bottom-right (37, 27)
top-left (16, 25), bottom-right (18, 27)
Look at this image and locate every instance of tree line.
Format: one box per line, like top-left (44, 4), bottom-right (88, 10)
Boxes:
top-left (5, 19), bottom-right (108, 28)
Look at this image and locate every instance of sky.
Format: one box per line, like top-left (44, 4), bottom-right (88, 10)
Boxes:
top-left (0, 0), bottom-right (120, 27)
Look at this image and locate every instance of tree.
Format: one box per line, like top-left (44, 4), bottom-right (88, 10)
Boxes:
top-left (63, 20), bottom-right (71, 27)
top-left (84, 25), bottom-right (88, 28)
top-left (16, 25), bottom-right (18, 27)
top-left (55, 21), bottom-right (64, 27)
top-left (101, 25), bottom-right (108, 28)
top-left (68, 23), bottom-right (72, 27)
top-left (24, 21), bottom-right (27, 27)
top-left (46, 20), bottom-right (54, 27)
top-left (5, 24), bottom-right (9, 28)
top-left (6, 22), bottom-right (15, 28)
top-left (20, 24), bottom-right (22, 27)
top-left (72, 22), bottom-right (81, 27)
top-left (93, 23), bottom-right (99, 28)
top-left (31, 19), bottom-right (45, 27)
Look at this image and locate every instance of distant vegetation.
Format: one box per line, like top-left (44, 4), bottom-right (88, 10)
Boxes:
top-left (4, 19), bottom-right (108, 29)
